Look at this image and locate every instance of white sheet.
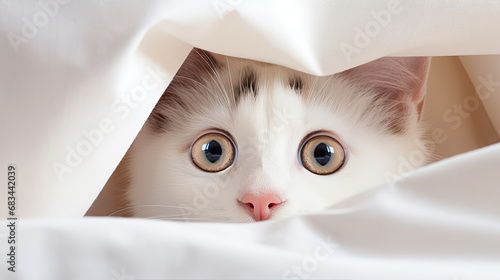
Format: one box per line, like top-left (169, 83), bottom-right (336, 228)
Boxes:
top-left (2, 143), bottom-right (500, 279)
top-left (1, 0), bottom-right (500, 279)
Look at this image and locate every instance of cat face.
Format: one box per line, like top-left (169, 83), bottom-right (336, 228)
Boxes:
top-left (126, 49), bottom-right (430, 222)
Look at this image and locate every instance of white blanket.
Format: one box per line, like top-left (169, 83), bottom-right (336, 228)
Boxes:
top-left (1, 1), bottom-right (499, 279)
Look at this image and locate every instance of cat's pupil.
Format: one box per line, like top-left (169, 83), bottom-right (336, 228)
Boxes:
top-left (203, 140), bottom-right (222, 163)
top-left (314, 143), bottom-right (332, 166)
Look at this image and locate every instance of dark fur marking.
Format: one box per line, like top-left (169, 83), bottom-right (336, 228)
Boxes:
top-left (147, 91), bottom-right (190, 133)
top-left (235, 69), bottom-right (257, 103)
top-left (289, 77), bottom-right (303, 93)
top-left (197, 49), bottom-right (224, 72)
top-left (385, 116), bottom-right (408, 134)
top-left (148, 111), bottom-right (171, 133)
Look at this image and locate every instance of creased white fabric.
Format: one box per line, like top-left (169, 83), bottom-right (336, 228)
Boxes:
top-left (1, 143), bottom-right (500, 279)
top-left (1, 0), bottom-right (500, 279)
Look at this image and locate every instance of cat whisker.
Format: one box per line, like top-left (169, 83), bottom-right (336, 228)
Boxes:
top-left (107, 204), bottom-right (199, 217)
top-left (147, 215), bottom-right (232, 223)
top-left (150, 210), bottom-right (236, 222)
top-left (194, 49), bottom-right (231, 106)
top-left (147, 218), bottom-right (204, 222)
top-left (226, 56), bottom-right (236, 104)
top-left (175, 76), bottom-right (220, 97)
top-left (309, 75), bottom-right (319, 97)
top-left (316, 73), bottom-right (335, 97)
top-left (147, 216), bottom-right (208, 221)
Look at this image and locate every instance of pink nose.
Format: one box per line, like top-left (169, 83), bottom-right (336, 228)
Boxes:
top-left (240, 194), bottom-right (284, 221)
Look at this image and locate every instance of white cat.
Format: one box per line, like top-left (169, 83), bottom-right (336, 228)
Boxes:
top-left (123, 49), bottom-right (430, 222)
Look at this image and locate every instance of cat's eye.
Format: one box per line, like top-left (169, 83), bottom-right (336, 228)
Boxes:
top-left (299, 134), bottom-right (345, 175)
top-left (191, 132), bottom-right (236, 172)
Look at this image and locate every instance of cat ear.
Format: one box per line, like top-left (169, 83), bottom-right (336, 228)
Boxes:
top-left (342, 57), bottom-right (430, 113)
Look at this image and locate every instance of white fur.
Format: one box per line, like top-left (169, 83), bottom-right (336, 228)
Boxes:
top-left (125, 50), bottom-right (430, 222)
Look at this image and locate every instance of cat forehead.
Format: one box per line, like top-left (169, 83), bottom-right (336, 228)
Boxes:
top-left (209, 51), bottom-right (309, 102)
top-left (147, 50), bottom-right (328, 133)
top-left (147, 49), bottom-right (422, 136)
